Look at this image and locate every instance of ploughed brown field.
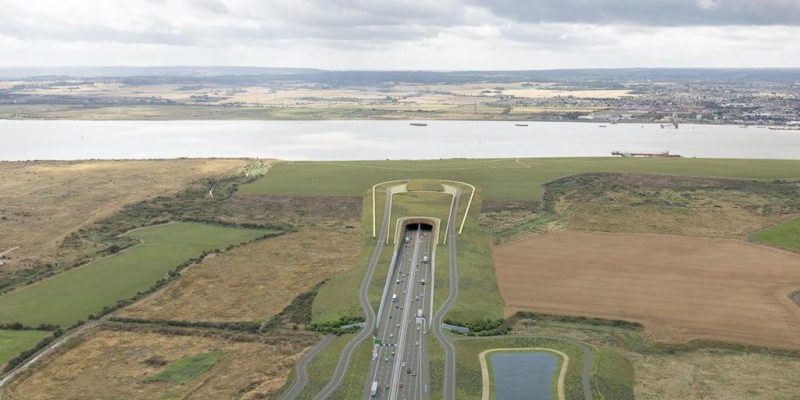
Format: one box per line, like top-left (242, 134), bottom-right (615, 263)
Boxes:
top-left (493, 231), bottom-right (800, 349)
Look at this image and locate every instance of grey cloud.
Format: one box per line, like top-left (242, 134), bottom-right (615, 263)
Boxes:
top-left (192, 0), bottom-right (229, 14)
top-left (470, 0), bottom-right (800, 26)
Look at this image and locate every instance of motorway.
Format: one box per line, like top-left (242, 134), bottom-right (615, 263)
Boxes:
top-left (312, 187), bottom-right (394, 400)
top-left (365, 224), bottom-right (434, 399)
top-left (310, 185), bottom-right (462, 400)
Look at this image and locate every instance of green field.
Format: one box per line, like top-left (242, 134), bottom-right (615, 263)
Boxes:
top-left (0, 222), bottom-right (268, 327)
top-left (0, 329), bottom-right (50, 368)
top-left (330, 340), bottom-right (374, 399)
top-left (752, 217), bottom-right (800, 252)
top-left (240, 158), bottom-right (800, 202)
top-left (146, 351), bottom-right (221, 385)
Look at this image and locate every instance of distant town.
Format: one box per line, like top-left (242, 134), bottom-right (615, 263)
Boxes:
top-left (0, 67), bottom-right (798, 126)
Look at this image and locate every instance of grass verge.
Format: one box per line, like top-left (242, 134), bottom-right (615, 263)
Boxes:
top-left (292, 334), bottom-right (355, 400)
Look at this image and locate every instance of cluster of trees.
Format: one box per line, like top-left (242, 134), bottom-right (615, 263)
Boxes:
top-left (307, 316), bottom-right (365, 335)
top-left (444, 318), bottom-right (510, 336)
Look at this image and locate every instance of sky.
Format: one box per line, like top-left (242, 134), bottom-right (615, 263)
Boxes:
top-left (0, 0), bottom-right (799, 69)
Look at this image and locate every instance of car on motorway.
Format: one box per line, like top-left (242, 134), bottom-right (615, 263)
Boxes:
top-left (401, 361), bottom-right (406, 367)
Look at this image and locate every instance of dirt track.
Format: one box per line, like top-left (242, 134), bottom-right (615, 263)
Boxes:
top-left (493, 231), bottom-right (800, 350)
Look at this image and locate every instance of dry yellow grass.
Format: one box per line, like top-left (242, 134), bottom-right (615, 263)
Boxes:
top-left (1, 328), bottom-right (314, 400)
top-left (0, 159), bottom-right (253, 270)
top-left (634, 348), bottom-right (800, 399)
top-left (494, 231), bottom-right (800, 350)
top-left (117, 228), bottom-right (361, 322)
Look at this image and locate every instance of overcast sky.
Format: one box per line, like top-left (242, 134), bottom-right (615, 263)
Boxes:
top-left (1, 0), bottom-right (798, 69)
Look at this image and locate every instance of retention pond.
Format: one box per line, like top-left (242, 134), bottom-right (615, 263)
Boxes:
top-left (490, 351), bottom-right (559, 400)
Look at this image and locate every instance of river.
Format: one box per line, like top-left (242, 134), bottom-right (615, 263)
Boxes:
top-left (2, 120), bottom-right (798, 160)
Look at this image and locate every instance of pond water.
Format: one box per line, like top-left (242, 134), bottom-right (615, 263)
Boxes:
top-left (2, 119), bottom-right (799, 161)
top-left (490, 351), bottom-right (559, 400)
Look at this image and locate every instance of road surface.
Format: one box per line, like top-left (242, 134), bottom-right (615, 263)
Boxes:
top-left (312, 187), bottom-right (394, 399)
top-left (280, 335), bottom-right (335, 400)
top-left (365, 224), bottom-right (434, 399)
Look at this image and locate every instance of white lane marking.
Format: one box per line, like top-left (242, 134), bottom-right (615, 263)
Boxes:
top-left (389, 230), bottom-right (423, 400)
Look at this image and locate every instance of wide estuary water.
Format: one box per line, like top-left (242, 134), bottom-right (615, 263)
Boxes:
top-left (1, 120), bottom-right (799, 160)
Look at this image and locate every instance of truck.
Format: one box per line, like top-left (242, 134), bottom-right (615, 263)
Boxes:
top-left (370, 381), bottom-right (378, 397)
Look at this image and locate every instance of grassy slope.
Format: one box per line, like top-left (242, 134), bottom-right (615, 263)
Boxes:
top-left (239, 158), bottom-right (800, 202)
top-left (446, 191), bottom-right (505, 324)
top-left (0, 222), bottom-right (268, 327)
top-left (292, 334), bottom-right (355, 400)
top-left (0, 329), bottom-right (50, 368)
top-left (752, 217), bottom-right (800, 252)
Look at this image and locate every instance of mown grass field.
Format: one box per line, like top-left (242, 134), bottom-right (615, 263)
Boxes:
top-left (239, 158), bottom-right (800, 202)
top-left (0, 329), bottom-right (50, 368)
top-left (753, 217), bottom-right (800, 252)
top-left (0, 222), bottom-right (269, 327)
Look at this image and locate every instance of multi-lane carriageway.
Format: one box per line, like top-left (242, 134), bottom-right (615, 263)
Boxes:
top-left (366, 223), bottom-right (434, 399)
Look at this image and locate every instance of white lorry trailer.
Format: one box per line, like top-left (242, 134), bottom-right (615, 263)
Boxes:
top-left (370, 381), bottom-right (378, 397)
